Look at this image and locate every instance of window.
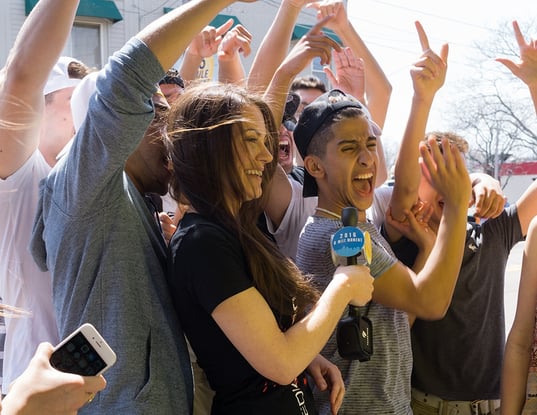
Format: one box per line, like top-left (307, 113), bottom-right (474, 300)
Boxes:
top-left (311, 57), bottom-right (330, 89)
top-left (64, 21), bottom-right (105, 69)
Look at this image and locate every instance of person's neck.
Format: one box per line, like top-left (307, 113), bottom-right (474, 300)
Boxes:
top-left (316, 200), bottom-right (367, 222)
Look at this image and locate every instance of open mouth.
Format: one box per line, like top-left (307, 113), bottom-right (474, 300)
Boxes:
top-left (279, 138), bottom-right (290, 161)
top-left (353, 172), bottom-right (374, 194)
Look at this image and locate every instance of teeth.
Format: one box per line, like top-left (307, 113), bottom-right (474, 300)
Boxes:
top-left (245, 169), bottom-right (263, 177)
top-left (355, 173), bottom-right (373, 180)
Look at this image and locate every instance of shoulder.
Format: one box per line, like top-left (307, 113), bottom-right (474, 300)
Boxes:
top-left (171, 214), bottom-right (239, 257)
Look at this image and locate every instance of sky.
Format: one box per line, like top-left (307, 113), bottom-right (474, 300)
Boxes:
top-left (347, 0), bottom-right (535, 154)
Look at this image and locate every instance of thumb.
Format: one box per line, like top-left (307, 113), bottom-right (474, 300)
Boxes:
top-left (495, 58), bottom-right (518, 74)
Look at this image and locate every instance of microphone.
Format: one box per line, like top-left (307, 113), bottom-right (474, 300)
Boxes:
top-left (335, 207), bottom-right (373, 361)
top-left (341, 207), bottom-right (359, 265)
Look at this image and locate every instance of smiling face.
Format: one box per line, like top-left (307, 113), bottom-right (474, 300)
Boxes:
top-left (233, 104), bottom-right (273, 206)
top-left (310, 114), bottom-right (378, 220)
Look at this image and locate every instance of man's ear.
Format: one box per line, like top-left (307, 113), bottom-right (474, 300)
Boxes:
top-left (304, 155), bottom-right (324, 179)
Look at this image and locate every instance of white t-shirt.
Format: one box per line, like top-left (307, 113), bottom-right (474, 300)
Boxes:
top-left (265, 178), bottom-right (317, 261)
top-left (0, 150), bottom-right (59, 392)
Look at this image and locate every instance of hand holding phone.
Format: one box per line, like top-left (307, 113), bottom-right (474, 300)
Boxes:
top-left (50, 323), bottom-right (116, 376)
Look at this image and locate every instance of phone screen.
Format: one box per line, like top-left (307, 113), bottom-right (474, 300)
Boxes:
top-left (50, 332), bottom-right (108, 376)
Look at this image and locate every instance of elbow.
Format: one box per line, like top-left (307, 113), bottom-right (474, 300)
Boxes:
top-left (266, 372), bottom-right (301, 386)
top-left (416, 301), bottom-right (450, 321)
top-left (253, 361), bottom-right (303, 385)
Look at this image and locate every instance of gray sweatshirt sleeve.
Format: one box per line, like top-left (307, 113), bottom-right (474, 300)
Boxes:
top-left (54, 37), bottom-right (165, 214)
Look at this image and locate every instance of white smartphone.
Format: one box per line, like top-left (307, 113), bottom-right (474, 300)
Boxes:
top-left (50, 323), bottom-right (117, 376)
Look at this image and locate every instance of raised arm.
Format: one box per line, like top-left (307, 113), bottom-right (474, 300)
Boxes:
top-left (307, 1), bottom-right (392, 185)
top-left (247, 0), bottom-right (307, 92)
top-left (501, 217), bottom-right (537, 415)
top-left (374, 138), bottom-right (471, 319)
top-left (307, 0), bottom-right (392, 129)
top-left (262, 19), bottom-right (340, 227)
top-left (0, 0), bottom-right (79, 179)
top-left (387, 22), bottom-right (448, 236)
top-left (496, 20), bottom-right (537, 115)
top-left (176, 16), bottom-right (235, 84)
top-left (217, 24), bottom-right (253, 84)
top-left (264, 17), bottom-right (339, 134)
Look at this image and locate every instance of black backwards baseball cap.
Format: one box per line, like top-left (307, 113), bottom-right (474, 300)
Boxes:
top-left (294, 89), bottom-right (369, 197)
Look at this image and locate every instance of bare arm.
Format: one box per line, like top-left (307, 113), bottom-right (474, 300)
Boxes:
top-left (247, 0), bottom-right (307, 92)
top-left (308, 1), bottom-right (392, 186)
top-left (0, 0), bottom-right (79, 179)
top-left (217, 24), bottom-right (252, 85)
top-left (373, 139), bottom-right (471, 319)
top-left (139, 0), bottom-right (254, 83)
top-left (178, 18), bottom-right (234, 84)
top-left (308, 0), bottom-right (392, 129)
top-left (212, 265), bottom-right (373, 385)
top-left (262, 19), bottom-right (340, 227)
top-left (501, 217), bottom-right (537, 415)
top-left (515, 179), bottom-right (537, 237)
top-left (387, 22), bottom-right (448, 234)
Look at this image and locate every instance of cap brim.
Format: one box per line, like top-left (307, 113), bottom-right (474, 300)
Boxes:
top-left (44, 78), bottom-right (81, 96)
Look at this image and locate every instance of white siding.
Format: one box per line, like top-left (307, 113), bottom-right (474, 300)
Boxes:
top-left (2, 0), bottom-right (345, 74)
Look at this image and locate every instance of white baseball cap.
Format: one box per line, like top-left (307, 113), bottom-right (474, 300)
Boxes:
top-left (44, 56), bottom-right (82, 96)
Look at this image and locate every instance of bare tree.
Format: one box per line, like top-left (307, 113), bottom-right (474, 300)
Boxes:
top-left (444, 19), bottom-right (537, 180)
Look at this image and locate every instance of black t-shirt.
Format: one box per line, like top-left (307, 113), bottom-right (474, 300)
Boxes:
top-left (168, 213), bottom-right (317, 414)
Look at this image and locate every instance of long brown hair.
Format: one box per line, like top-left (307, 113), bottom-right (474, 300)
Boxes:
top-left (168, 82), bottom-right (319, 324)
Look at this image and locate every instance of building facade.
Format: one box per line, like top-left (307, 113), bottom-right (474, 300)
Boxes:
top-left (1, 0), bottom-right (344, 84)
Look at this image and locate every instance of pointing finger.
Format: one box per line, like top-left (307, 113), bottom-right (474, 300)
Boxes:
top-left (415, 21), bottom-right (431, 52)
top-left (216, 18), bottom-right (234, 37)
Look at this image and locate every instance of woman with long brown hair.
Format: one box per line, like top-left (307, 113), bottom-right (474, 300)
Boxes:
top-left (166, 81), bottom-right (374, 415)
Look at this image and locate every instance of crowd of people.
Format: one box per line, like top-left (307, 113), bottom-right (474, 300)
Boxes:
top-left (1, 0), bottom-right (537, 414)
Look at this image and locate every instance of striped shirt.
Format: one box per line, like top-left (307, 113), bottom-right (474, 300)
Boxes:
top-left (296, 216), bottom-right (412, 415)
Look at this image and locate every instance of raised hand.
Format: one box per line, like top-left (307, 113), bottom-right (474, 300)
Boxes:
top-left (324, 47), bottom-right (365, 103)
top-left (187, 18), bottom-right (234, 58)
top-left (419, 137), bottom-right (471, 209)
top-left (306, 0), bottom-right (348, 33)
top-left (496, 21), bottom-right (537, 89)
top-left (411, 21), bottom-right (449, 102)
top-left (218, 24), bottom-right (253, 61)
top-left (279, 15), bottom-right (341, 75)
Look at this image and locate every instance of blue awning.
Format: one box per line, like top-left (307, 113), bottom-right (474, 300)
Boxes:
top-left (163, 9), bottom-right (242, 28)
top-left (292, 23), bottom-right (341, 45)
top-left (26, 0), bottom-right (123, 23)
